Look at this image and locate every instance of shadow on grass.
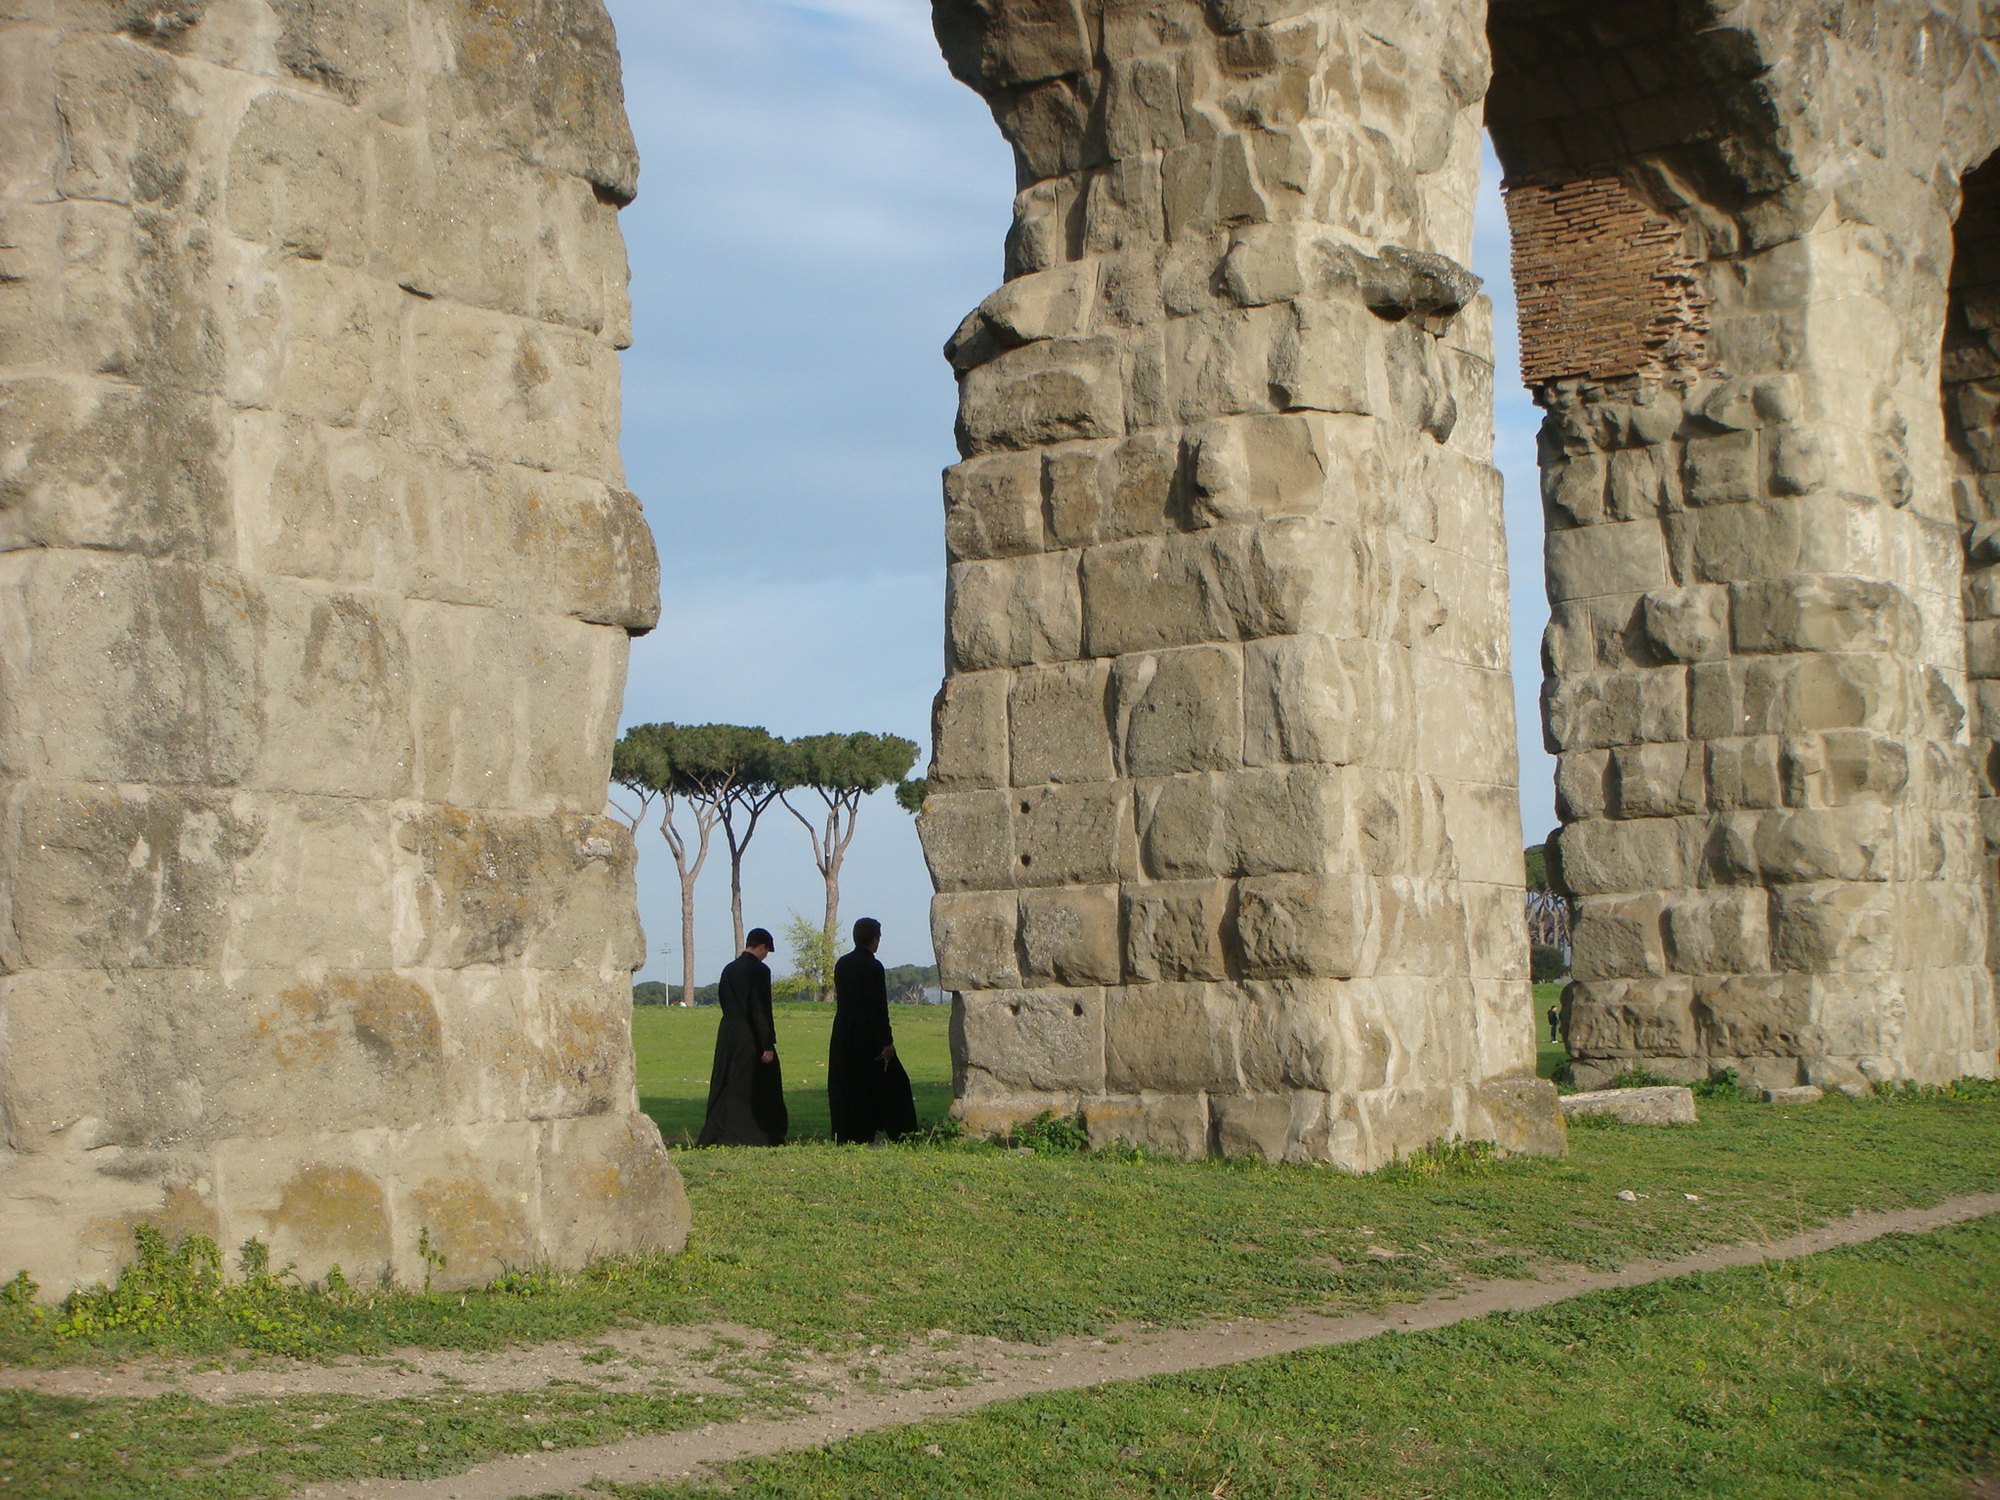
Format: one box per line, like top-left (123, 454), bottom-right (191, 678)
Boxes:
top-left (642, 1081), bottom-right (956, 1147)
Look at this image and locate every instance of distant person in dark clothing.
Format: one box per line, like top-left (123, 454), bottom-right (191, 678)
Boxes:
top-left (828, 917), bottom-right (918, 1144)
top-left (1548, 1003), bottom-right (1562, 1044)
top-left (698, 928), bottom-right (788, 1146)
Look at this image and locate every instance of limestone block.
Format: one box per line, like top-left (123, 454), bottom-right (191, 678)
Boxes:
top-left (1082, 1092), bottom-right (1211, 1155)
top-left (227, 90), bottom-right (368, 268)
top-left (0, 551), bottom-right (274, 788)
top-left (1081, 533), bottom-right (1243, 658)
top-left (1244, 635), bottom-right (1413, 769)
top-left (369, 133), bottom-right (556, 323)
top-left (1461, 879), bottom-right (1531, 981)
top-left (1692, 975), bottom-right (1812, 1059)
top-left (1137, 772), bottom-right (1223, 880)
top-left (1557, 1086), bottom-right (1697, 1125)
top-left (1762, 1084), bottom-right (1824, 1105)
top-left (230, 257), bottom-right (410, 433)
top-left (1105, 982), bottom-right (1242, 1094)
top-left (1555, 747), bottom-right (1610, 820)
top-left (958, 988), bottom-right (1105, 1093)
top-left (15, 781), bottom-right (258, 967)
top-left (1162, 134), bottom-right (1269, 243)
top-left (1752, 807), bottom-right (1895, 884)
top-left (1123, 879), bottom-right (1231, 982)
top-left (249, 419), bottom-right (648, 631)
top-left (1769, 882), bottom-right (1895, 973)
top-left (395, 806), bottom-right (644, 972)
top-left (1564, 977), bottom-right (1697, 1056)
top-left (1730, 576), bottom-right (1922, 656)
top-left (1662, 888), bottom-right (1771, 976)
top-left (1545, 520), bottom-right (1671, 601)
top-left (431, 968), bottom-right (639, 1126)
top-left (1018, 885), bottom-right (1121, 986)
top-left (407, 301), bottom-right (622, 482)
top-left (1641, 587), bottom-right (1730, 662)
top-left (405, 602), bottom-right (625, 813)
top-left (1780, 730), bottom-right (1910, 808)
top-left (929, 671), bottom-right (1010, 791)
top-left (1682, 429), bottom-right (1761, 506)
top-left (947, 552), bottom-right (1083, 670)
top-left (944, 451), bottom-right (1044, 562)
top-left (535, 1111), bottom-right (689, 1265)
top-left (426, 0), bottom-right (639, 201)
top-left (1472, 1073), bottom-right (1570, 1156)
top-left (1544, 666), bottom-right (1686, 751)
top-left (1013, 781), bottom-right (1127, 887)
top-left (1236, 873), bottom-right (1361, 980)
top-left (1555, 816), bottom-right (1688, 895)
top-left (1570, 893), bottom-right (1668, 979)
top-left (1705, 736), bottom-right (1784, 810)
top-left (1269, 298), bottom-right (1376, 415)
top-left (1222, 765), bottom-right (1343, 876)
top-left (1009, 662), bottom-right (1115, 785)
top-left (1542, 452), bottom-right (1605, 528)
top-left (931, 890), bottom-right (1022, 992)
top-left (0, 376), bottom-right (226, 558)
top-left (957, 337), bottom-right (1123, 455)
top-left (1115, 646), bottom-right (1244, 776)
top-left (933, 0), bottom-right (1092, 93)
top-left (1689, 654), bottom-right (1897, 739)
top-left (1184, 414), bottom-right (1326, 525)
top-left (1606, 446), bottom-right (1676, 520)
top-left (1609, 742), bottom-right (1704, 818)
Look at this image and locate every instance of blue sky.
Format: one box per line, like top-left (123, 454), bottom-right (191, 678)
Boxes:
top-left (603, 0), bottom-right (1555, 987)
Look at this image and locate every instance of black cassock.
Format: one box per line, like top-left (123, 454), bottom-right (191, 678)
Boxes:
top-left (698, 951), bottom-right (788, 1146)
top-left (828, 949), bottom-right (918, 1144)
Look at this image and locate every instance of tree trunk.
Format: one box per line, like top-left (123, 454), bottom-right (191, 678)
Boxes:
top-left (730, 852), bottom-right (745, 958)
top-left (681, 873), bottom-right (698, 1008)
top-left (820, 869), bottom-right (839, 1004)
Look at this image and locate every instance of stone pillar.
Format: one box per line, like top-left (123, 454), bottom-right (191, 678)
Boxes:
top-left (921, 0), bottom-right (1563, 1166)
top-left (1952, 154), bottom-right (2000, 997)
top-left (0, 1), bottom-right (686, 1295)
top-left (1490, 0), bottom-right (2000, 1091)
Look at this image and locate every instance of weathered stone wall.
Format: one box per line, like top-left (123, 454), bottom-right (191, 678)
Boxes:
top-left (1490, 0), bottom-right (2000, 1090)
top-left (921, 0), bottom-right (1564, 1166)
top-left (0, 0), bottom-right (687, 1295)
top-left (1950, 152), bottom-right (2000, 991)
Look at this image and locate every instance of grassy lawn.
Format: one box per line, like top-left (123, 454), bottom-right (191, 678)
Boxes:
top-left (1, 1089), bottom-right (1996, 1497)
top-left (635, 1002), bottom-right (955, 1144)
top-left (619, 1217), bottom-right (2000, 1500)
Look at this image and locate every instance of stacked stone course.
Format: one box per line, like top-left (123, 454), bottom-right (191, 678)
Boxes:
top-left (923, 0), bottom-right (1564, 1166)
top-left (1, 0), bottom-right (687, 1295)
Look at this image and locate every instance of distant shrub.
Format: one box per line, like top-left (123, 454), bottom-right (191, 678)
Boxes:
top-left (1530, 944), bottom-right (1570, 983)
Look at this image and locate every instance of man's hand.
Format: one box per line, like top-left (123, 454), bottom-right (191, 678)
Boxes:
top-left (880, 1045), bottom-right (897, 1062)
top-left (761, 1049), bottom-right (776, 1064)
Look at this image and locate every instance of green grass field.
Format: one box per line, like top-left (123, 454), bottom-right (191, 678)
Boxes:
top-left (4, 1087), bottom-right (1997, 1498)
top-left (623, 1218), bottom-right (2000, 1500)
top-left (634, 1001), bottom-right (956, 1143)
top-left (635, 992), bottom-right (1573, 1144)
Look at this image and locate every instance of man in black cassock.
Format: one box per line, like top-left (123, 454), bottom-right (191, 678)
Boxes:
top-left (828, 917), bottom-right (918, 1144)
top-left (698, 927), bottom-right (788, 1146)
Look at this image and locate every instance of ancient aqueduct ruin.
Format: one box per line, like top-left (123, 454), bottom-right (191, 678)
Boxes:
top-left (2, 0), bottom-right (1997, 1293)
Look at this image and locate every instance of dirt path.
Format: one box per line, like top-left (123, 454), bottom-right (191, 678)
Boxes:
top-left (260, 1192), bottom-right (2000, 1500)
